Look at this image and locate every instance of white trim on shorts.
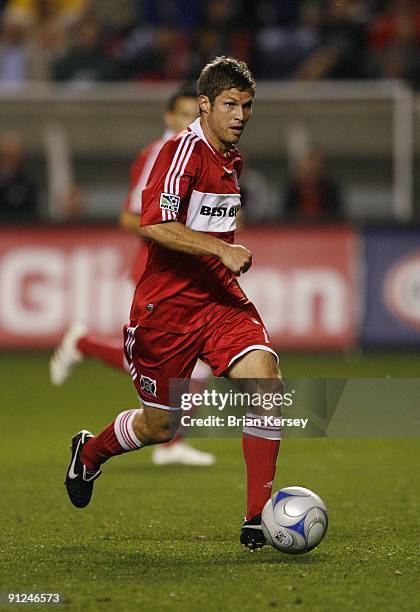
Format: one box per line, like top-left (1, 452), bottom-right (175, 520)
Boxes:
top-left (227, 345), bottom-right (279, 369)
top-left (140, 397), bottom-right (181, 412)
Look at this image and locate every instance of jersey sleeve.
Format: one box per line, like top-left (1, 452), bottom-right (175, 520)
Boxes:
top-left (123, 138), bottom-right (167, 215)
top-left (122, 149), bottom-right (148, 214)
top-left (140, 132), bottom-right (200, 227)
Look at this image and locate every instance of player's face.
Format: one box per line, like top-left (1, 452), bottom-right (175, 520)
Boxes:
top-left (200, 88), bottom-right (254, 151)
top-left (165, 97), bottom-right (199, 134)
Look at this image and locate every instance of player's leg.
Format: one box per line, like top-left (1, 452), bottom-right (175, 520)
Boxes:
top-left (77, 334), bottom-right (127, 371)
top-left (64, 323), bottom-right (203, 507)
top-left (54, 244), bottom-right (146, 384)
top-left (82, 404), bottom-right (181, 466)
top-left (65, 405), bottom-right (181, 508)
top-left (50, 322), bottom-right (128, 385)
top-left (201, 302), bottom-right (282, 549)
top-left (152, 359), bottom-right (215, 466)
top-left (227, 349), bottom-right (283, 550)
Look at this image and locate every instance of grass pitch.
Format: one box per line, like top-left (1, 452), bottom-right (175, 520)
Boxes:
top-left (1, 352), bottom-right (419, 611)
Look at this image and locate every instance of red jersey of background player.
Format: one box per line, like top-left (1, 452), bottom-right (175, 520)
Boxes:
top-left (130, 117), bottom-right (246, 332)
top-left (123, 130), bottom-right (174, 283)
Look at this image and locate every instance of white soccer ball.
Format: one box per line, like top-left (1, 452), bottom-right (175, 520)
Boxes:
top-left (261, 486), bottom-right (328, 554)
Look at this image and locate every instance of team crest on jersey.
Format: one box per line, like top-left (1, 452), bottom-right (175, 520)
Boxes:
top-left (160, 192), bottom-right (180, 213)
top-left (140, 375), bottom-right (157, 397)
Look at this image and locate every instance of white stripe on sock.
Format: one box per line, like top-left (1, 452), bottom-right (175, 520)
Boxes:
top-left (243, 412), bottom-right (282, 440)
top-left (114, 409), bottom-right (143, 451)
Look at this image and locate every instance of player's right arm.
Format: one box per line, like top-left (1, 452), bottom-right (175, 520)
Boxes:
top-left (140, 220), bottom-right (252, 276)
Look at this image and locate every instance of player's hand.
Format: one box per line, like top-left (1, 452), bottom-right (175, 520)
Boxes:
top-left (220, 243), bottom-right (252, 276)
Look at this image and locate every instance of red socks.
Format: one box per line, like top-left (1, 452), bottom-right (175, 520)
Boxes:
top-left (80, 403), bottom-right (280, 522)
top-left (81, 409), bottom-right (142, 470)
top-left (242, 433), bottom-right (281, 520)
top-left (77, 335), bottom-right (127, 372)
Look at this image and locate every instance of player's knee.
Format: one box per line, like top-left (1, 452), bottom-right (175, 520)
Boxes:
top-left (133, 406), bottom-right (180, 445)
top-left (263, 362), bottom-right (282, 378)
top-left (137, 420), bottom-right (174, 445)
top-left (262, 355), bottom-right (282, 380)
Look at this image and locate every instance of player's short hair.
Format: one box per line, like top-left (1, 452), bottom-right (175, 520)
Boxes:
top-left (198, 56), bottom-right (255, 104)
top-left (167, 83), bottom-right (197, 112)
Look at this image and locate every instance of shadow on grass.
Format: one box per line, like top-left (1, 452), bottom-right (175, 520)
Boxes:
top-left (50, 542), bottom-right (325, 569)
top-left (106, 463), bottom-right (213, 474)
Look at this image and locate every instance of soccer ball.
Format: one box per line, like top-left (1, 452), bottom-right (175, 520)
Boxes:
top-left (261, 486), bottom-right (328, 554)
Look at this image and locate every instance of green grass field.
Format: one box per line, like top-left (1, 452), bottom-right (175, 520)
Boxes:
top-left (1, 352), bottom-right (419, 611)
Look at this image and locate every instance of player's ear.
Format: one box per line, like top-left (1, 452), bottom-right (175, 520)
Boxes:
top-left (198, 95), bottom-right (211, 115)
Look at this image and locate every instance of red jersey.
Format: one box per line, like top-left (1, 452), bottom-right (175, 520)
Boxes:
top-left (130, 117), bottom-right (246, 332)
top-left (123, 129), bottom-right (174, 215)
top-left (123, 130), bottom-right (173, 283)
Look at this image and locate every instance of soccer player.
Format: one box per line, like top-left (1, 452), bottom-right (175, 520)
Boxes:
top-left (65, 57), bottom-right (283, 550)
top-left (51, 86), bottom-right (214, 466)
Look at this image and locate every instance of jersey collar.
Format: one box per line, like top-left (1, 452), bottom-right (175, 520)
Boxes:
top-left (188, 118), bottom-right (213, 151)
top-left (189, 118), bottom-right (241, 167)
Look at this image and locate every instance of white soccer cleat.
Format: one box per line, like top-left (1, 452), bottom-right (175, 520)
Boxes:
top-left (152, 442), bottom-right (215, 466)
top-left (50, 322), bottom-right (87, 385)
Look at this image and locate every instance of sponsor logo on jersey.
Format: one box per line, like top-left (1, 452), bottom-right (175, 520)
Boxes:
top-left (140, 374), bottom-right (157, 397)
top-left (200, 205), bottom-right (240, 218)
top-left (160, 193), bottom-right (180, 213)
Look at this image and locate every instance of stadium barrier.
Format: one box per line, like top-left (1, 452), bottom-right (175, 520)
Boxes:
top-left (0, 224), bottom-right (418, 350)
top-left (0, 81), bottom-right (416, 221)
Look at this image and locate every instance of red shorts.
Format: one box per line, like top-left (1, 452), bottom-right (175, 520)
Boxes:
top-left (123, 301), bottom-right (277, 410)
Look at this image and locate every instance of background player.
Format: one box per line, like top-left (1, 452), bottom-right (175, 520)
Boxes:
top-left (65, 57), bottom-right (283, 551)
top-left (51, 85), bottom-right (214, 467)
